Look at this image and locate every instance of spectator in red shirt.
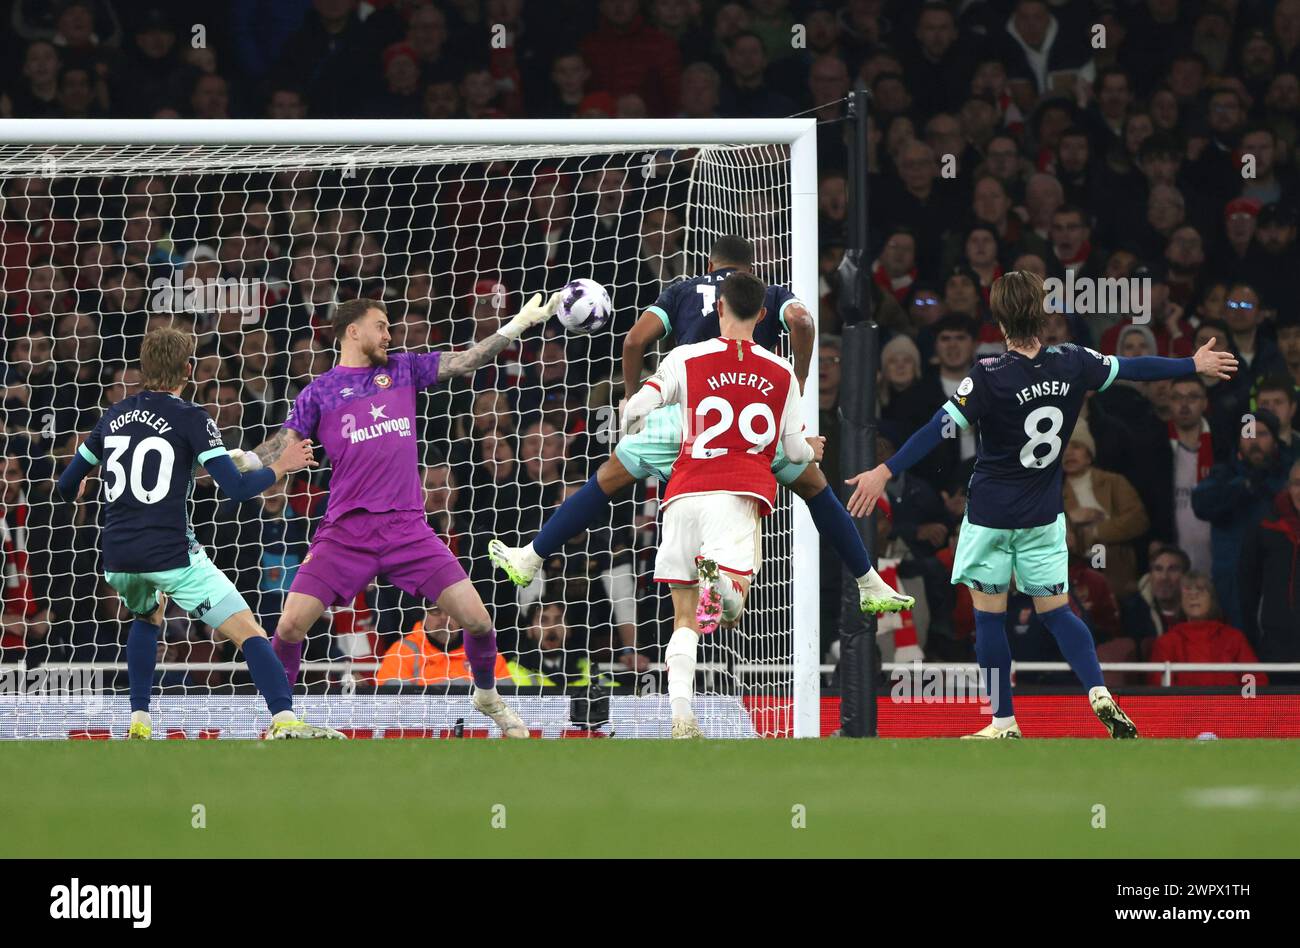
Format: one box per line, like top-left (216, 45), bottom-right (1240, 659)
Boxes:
top-left (579, 0), bottom-right (681, 117)
top-left (1147, 571), bottom-right (1265, 686)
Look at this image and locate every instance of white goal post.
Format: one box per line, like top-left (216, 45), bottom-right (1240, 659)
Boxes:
top-left (0, 118), bottom-right (820, 739)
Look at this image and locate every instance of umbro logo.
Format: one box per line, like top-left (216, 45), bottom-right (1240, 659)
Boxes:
top-left (341, 387), bottom-right (355, 398)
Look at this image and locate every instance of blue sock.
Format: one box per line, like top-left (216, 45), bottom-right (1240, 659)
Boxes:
top-left (1039, 604), bottom-right (1105, 691)
top-left (243, 636), bottom-right (294, 716)
top-left (533, 473), bottom-right (612, 557)
top-left (807, 485), bottom-right (872, 577)
top-left (973, 609), bottom-right (1014, 718)
top-left (126, 619), bottom-right (159, 714)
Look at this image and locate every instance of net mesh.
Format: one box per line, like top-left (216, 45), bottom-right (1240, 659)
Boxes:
top-left (0, 138), bottom-right (800, 738)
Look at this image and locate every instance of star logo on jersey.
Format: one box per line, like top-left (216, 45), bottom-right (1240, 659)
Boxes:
top-left (375, 373), bottom-right (392, 389)
top-left (368, 403), bottom-right (388, 421)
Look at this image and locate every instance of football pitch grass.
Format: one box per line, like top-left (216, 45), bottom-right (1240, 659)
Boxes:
top-left (3, 739), bottom-right (1297, 858)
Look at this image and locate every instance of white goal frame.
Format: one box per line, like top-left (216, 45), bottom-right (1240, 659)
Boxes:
top-left (0, 118), bottom-right (821, 738)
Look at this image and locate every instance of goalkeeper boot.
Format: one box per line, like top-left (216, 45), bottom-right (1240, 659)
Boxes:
top-left (264, 718), bottom-right (347, 740)
top-left (696, 559), bottom-right (725, 636)
top-left (473, 688), bottom-right (530, 738)
top-left (126, 720), bottom-right (152, 741)
top-left (1090, 691), bottom-right (1139, 739)
top-left (962, 720), bottom-right (1023, 740)
top-left (671, 717), bottom-right (703, 739)
top-left (488, 539), bottom-right (542, 588)
top-left (858, 568), bottom-right (915, 616)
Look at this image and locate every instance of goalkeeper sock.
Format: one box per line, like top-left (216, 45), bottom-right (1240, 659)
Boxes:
top-left (973, 609), bottom-right (1014, 719)
top-left (1039, 604), bottom-right (1105, 691)
top-left (533, 473), bottom-right (612, 557)
top-left (126, 618), bottom-right (159, 714)
top-left (463, 629), bottom-right (500, 690)
top-left (806, 486), bottom-right (873, 578)
top-left (243, 636), bottom-right (294, 716)
top-left (272, 633), bottom-right (302, 687)
top-left (666, 626), bottom-right (699, 720)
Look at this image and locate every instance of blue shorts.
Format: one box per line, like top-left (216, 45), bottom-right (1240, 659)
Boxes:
top-left (614, 404), bottom-right (809, 486)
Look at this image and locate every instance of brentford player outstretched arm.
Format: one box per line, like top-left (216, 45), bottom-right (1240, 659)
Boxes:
top-left (846, 270), bottom-right (1239, 742)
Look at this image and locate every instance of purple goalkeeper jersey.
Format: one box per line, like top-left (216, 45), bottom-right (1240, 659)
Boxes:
top-left (283, 351), bottom-right (441, 528)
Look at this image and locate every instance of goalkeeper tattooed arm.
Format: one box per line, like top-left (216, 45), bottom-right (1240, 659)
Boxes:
top-left (436, 290), bottom-right (562, 380)
top-left (235, 370), bottom-right (329, 474)
top-left (190, 400), bottom-right (320, 495)
top-left (232, 425), bottom-right (304, 473)
top-left (209, 438), bottom-right (317, 500)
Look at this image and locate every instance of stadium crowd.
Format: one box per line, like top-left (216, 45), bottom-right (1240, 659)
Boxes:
top-left (2, 0), bottom-right (1299, 689)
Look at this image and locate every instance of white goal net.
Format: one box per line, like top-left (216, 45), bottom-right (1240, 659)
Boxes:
top-left (0, 119), bottom-right (818, 739)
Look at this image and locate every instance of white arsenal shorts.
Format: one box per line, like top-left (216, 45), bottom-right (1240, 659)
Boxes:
top-left (654, 493), bottom-right (762, 585)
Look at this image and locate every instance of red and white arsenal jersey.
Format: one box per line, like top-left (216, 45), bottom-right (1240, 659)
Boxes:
top-left (640, 337), bottom-right (812, 515)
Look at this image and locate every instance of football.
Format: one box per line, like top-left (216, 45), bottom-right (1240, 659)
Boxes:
top-left (556, 278), bottom-right (612, 333)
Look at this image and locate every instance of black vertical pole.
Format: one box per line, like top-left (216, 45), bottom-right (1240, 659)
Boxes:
top-left (836, 85), bottom-right (879, 737)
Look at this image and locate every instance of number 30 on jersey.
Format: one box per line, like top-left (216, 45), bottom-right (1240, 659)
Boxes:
top-left (102, 435), bottom-right (176, 504)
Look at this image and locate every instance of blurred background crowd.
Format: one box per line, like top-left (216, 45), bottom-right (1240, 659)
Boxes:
top-left (2, 0), bottom-right (1299, 690)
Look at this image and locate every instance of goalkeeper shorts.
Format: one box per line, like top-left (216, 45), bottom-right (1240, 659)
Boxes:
top-left (105, 545), bottom-right (248, 628)
top-left (950, 513), bottom-right (1069, 597)
top-left (615, 404), bottom-right (809, 486)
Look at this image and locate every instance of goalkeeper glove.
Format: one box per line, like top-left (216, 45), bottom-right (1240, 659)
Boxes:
top-left (498, 290), bottom-right (562, 341)
top-left (228, 448), bottom-right (262, 473)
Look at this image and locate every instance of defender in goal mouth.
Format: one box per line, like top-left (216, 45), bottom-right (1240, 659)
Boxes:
top-left (489, 235), bottom-right (912, 621)
top-left (621, 273), bottom-right (821, 738)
